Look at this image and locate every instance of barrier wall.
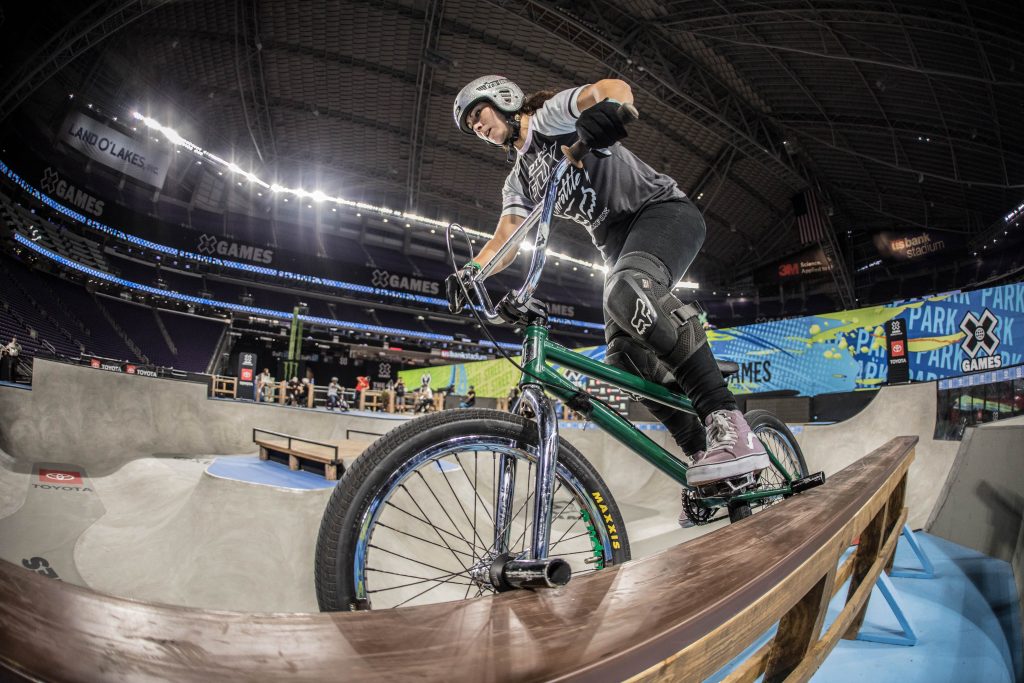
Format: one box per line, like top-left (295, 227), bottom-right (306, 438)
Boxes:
top-left (402, 282), bottom-right (1024, 398)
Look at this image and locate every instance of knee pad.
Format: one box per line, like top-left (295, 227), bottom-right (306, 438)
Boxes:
top-left (605, 326), bottom-right (675, 384)
top-left (604, 251), bottom-right (707, 363)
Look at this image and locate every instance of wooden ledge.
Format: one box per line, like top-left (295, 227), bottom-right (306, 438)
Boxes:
top-left (0, 437), bottom-right (917, 682)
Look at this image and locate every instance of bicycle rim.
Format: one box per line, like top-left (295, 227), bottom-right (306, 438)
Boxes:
top-left (352, 436), bottom-right (615, 609)
top-left (753, 424), bottom-right (805, 505)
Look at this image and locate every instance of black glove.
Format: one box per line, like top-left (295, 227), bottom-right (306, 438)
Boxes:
top-left (445, 264), bottom-right (479, 313)
top-left (575, 99), bottom-right (629, 151)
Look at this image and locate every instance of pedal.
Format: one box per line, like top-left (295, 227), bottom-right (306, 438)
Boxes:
top-left (693, 472), bottom-right (757, 499)
top-left (791, 471), bottom-right (826, 494)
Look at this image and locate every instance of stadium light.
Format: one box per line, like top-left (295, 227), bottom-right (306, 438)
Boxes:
top-left (125, 111), bottom-right (629, 280)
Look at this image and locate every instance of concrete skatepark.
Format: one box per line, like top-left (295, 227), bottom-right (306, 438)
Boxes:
top-left (0, 358), bottom-right (1003, 612)
top-left (0, 359), bottom-right (1021, 683)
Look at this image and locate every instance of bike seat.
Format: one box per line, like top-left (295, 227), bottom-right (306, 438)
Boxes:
top-left (717, 360), bottom-right (740, 378)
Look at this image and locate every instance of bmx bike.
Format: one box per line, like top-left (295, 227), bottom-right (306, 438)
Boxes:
top-left (315, 106), bottom-right (823, 611)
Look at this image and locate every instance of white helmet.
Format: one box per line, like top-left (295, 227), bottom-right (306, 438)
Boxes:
top-left (453, 75), bottom-right (524, 135)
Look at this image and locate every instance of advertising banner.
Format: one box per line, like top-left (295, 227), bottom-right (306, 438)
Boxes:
top-left (757, 245), bottom-right (832, 284)
top-left (59, 111), bottom-right (172, 188)
top-left (885, 317), bottom-right (910, 384)
top-left (196, 233), bottom-right (275, 266)
top-left (873, 231), bottom-right (952, 261)
top-left (237, 351), bottom-right (257, 400)
top-left (39, 166), bottom-right (105, 217)
top-left (402, 282), bottom-right (1024, 398)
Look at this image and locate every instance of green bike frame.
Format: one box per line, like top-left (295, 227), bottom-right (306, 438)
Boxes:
top-left (518, 324), bottom-right (797, 507)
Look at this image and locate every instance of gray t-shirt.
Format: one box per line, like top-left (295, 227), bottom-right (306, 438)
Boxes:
top-left (501, 87), bottom-right (686, 260)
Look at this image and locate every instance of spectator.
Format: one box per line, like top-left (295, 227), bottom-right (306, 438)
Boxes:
top-left (414, 380), bottom-right (434, 413)
top-left (459, 385), bottom-right (477, 409)
top-left (507, 385), bottom-right (520, 412)
top-left (355, 375), bottom-right (370, 408)
top-left (326, 377), bottom-right (342, 411)
top-left (257, 368), bottom-right (273, 402)
top-left (297, 377), bottom-right (311, 406)
top-left (394, 378), bottom-right (406, 412)
top-left (2, 336), bottom-right (22, 383)
top-left (285, 376), bottom-right (300, 405)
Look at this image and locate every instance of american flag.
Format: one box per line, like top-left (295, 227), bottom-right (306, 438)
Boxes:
top-left (794, 189), bottom-right (827, 245)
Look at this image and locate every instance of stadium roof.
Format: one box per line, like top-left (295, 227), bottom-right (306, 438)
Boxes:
top-left (1, 0), bottom-right (1021, 302)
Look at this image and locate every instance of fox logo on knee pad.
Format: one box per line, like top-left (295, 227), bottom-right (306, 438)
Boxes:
top-left (631, 299), bottom-right (654, 335)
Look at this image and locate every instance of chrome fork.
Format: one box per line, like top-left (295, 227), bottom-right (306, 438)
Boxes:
top-left (506, 383), bottom-right (559, 561)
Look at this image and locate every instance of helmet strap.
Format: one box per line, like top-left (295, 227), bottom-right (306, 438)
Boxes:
top-left (504, 113), bottom-right (521, 163)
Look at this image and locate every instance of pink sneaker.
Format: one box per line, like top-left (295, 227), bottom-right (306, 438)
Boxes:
top-left (687, 409), bottom-right (769, 486)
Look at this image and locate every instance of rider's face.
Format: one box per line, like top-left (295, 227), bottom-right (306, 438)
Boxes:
top-left (469, 103), bottom-right (507, 145)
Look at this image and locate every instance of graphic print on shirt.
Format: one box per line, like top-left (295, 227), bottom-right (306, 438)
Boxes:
top-left (524, 140), bottom-right (605, 230)
top-left (499, 86), bottom-right (685, 252)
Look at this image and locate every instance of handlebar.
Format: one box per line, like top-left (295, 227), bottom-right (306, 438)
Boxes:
top-left (460, 102), bottom-right (640, 325)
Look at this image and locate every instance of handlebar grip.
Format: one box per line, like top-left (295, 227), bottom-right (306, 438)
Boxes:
top-left (566, 102), bottom-right (640, 164)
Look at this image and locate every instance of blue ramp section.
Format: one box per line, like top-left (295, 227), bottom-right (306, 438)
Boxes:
top-left (707, 532), bottom-right (1021, 683)
top-left (207, 456), bottom-right (337, 490)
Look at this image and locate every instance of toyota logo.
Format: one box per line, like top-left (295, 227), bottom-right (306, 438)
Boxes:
top-left (41, 167), bottom-right (59, 194)
top-left (371, 269), bottom-right (390, 288)
top-left (45, 473), bottom-right (76, 481)
top-left (197, 234), bottom-right (219, 255)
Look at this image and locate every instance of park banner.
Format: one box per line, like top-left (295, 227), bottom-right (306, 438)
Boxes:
top-left (403, 282), bottom-right (1024, 399)
top-left (59, 111), bottom-right (172, 188)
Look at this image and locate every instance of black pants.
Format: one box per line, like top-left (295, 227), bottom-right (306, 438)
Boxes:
top-left (1, 356), bottom-right (16, 383)
top-left (602, 200), bottom-right (735, 456)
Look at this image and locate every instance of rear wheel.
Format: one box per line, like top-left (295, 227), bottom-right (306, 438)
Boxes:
top-left (746, 409), bottom-right (809, 511)
top-left (315, 409), bottom-right (630, 611)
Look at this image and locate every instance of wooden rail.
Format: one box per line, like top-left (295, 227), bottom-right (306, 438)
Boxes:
top-left (252, 428), bottom-right (369, 480)
top-left (0, 436), bottom-right (917, 682)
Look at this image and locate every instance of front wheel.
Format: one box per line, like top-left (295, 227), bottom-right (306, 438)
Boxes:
top-left (746, 409), bottom-right (809, 510)
top-left (315, 409), bottom-right (631, 611)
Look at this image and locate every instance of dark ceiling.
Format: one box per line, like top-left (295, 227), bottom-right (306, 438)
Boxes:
top-left (1, 0), bottom-right (1022, 299)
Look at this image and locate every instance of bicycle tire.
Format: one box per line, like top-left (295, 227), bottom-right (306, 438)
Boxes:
top-left (315, 409), bottom-right (631, 611)
top-left (745, 409), bottom-right (809, 508)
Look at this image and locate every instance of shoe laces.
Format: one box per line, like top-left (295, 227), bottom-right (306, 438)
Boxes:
top-left (706, 410), bottom-right (738, 450)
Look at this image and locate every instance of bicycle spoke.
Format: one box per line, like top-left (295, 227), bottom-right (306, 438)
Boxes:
top-left (395, 484), bottom-right (483, 559)
top-left (374, 522), bottom-right (477, 562)
top-left (454, 451), bottom-right (496, 527)
top-left (365, 567), bottom-right (477, 592)
top-left (435, 456), bottom-right (492, 555)
top-left (393, 571), bottom-right (480, 608)
top-left (410, 472), bottom-right (483, 553)
top-left (487, 485), bottom-right (535, 558)
top-left (380, 500), bottom-right (483, 552)
top-left (547, 505), bottom-right (587, 550)
top-left (368, 543), bottom-right (470, 578)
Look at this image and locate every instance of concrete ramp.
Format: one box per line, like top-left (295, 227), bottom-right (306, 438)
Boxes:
top-left (76, 458), bottom-right (331, 612)
top-left (795, 382), bottom-right (960, 528)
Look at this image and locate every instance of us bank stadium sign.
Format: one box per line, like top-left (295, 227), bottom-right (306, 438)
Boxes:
top-left (196, 234), bottom-right (274, 265)
top-left (370, 269), bottom-right (440, 296)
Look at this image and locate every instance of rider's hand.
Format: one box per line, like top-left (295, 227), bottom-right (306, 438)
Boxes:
top-left (445, 262), bottom-right (480, 313)
top-left (575, 99), bottom-right (629, 151)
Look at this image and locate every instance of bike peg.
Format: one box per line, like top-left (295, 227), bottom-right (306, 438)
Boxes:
top-left (791, 471), bottom-right (826, 494)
